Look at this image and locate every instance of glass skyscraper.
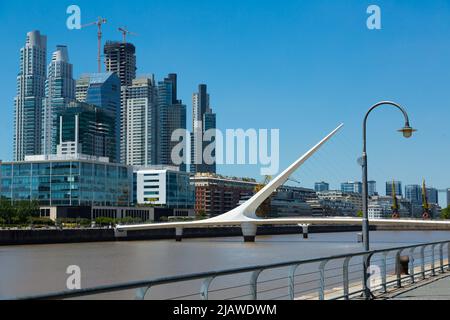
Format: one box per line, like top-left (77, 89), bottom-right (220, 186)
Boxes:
top-left (56, 102), bottom-right (116, 161)
top-left (14, 31), bottom-right (47, 161)
top-left (341, 181), bottom-right (362, 194)
top-left (157, 74), bottom-right (187, 171)
top-left (76, 72), bottom-right (121, 163)
top-left (41, 45), bottom-right (75, 155)
top-left (191, 84), bottom-right (217, 174)
top-left (314, 182), bottom-right (329, 192)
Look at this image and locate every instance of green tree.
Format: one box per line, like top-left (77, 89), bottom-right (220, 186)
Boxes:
top-left (441, 206), bottom-right (450, 220)
top-left (356, 210), bottom-right (363, 218)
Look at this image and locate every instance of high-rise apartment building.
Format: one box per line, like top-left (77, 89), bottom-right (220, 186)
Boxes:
top-left (14, 30), bottom-right (47, 161)
top-left (367, 181), bottom-right (377, 197)
top-left (125, 76), bottom-right (158, 166)
top-left (191, 84), bottom-right (216, 174)
top-left (76, 72), bottom-right (121, 163)
top-left (41, 45), bottom-right (75, 155)
top-left (104, 41), bottom-right (137, 163)
top-left (157, 74), bottom-right (187, 171)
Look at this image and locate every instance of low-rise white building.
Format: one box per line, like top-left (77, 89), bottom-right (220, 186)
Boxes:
top-left (134, 166), bottom-right (195, 213)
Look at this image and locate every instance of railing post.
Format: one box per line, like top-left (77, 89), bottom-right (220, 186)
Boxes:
top-left (362, 254), bottom-right (373, 300)
top-left (200, 277), bottom-right (215, 300)
top-left (448, 242), bottom-right (450, 271)
top-left (420, 245), bottom-right (426, 280)
top-left (135, 286), bottom-right (151, 300)
top-left (318, 260), bottom-right (328, 300)
top-left (439, 243), bottom-right (445, 273)
top-left (431, 244), bottom-right (436, 276)
top-left (395, 249), bottom-right (403, 288)
top-left (381, 252), bottom-right (388, 293)
top-left (288, 264), bottom-right (300, 300)
top-left (409, 248), bottom-right (415, 284)
top-left (342, 257), bottom-right (351, 300)
top-left (249, 269), bottom-right (263, 300)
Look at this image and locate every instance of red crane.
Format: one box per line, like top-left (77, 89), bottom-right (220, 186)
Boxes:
top-left (81, 17), bottom-right (107, 73)
top-left (118, 27), bottom-right (138, 43)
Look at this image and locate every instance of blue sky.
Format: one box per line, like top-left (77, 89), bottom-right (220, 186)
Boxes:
top-left (1, 0), bottom-right (450, 205)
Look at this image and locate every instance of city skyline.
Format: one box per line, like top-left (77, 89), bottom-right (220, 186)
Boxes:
top-left (1, 1), bottom-right (450, 208)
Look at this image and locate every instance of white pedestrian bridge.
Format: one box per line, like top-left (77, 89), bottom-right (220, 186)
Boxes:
top-left (116, 124), bottom-right (450, 242)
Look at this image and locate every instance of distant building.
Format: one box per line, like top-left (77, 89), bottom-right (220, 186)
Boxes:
top-left (341, 181), bottom-right (362, 194)
top-left (76, 72), bottom-right (121, 163)
top-left (267, 186), bottom-right (317, 217)
top-left (41, 45), bottom-right (75, 156)
top-left (191, 174), bottom-right (257, 216)
top-left (56, 101), bottom-right (116, 161)
top-left (104, 41), bottom-right (137, 163)
top-left (447, 189), bottom-right (450, 208)
top-left (0, 155), bottom-right (132, 207)
top-left (367, 181), bottom-right (377, 197)
top-left (191, 84), bottom-right (217, 174)
top-left (124, 77), bottom-right (158, 166)
top-left (405, 184), bottom-right (422, 205)
top-left (386, 181), bottom-right (402, 197)
top-left (368, 195), bottom-right (411, 219)
top-left (426, 187), bottom-right (439, 205)
top-left (157, 74), bottom-right (187, 171)
top-left (315, 190), bottom-right (363, 216)
top-left (314, 182), bottom-right (329, 192)
top-left (14, 31), bottom-right (47, 161)
top-left (133, 166), bottom-right (195, 211)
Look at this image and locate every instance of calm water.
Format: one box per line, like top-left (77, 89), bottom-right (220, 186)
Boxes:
top-left (1, 230), bottom-right (450, 299)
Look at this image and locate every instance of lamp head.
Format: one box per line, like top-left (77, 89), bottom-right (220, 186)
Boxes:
top-left (398, 125), bottom-right (416, 138)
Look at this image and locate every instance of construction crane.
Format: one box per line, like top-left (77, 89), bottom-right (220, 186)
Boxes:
top-left (118, 27), bottom-right (137, 43)
top-left (391, 180), bottom-right (400, 219)
top-left (81, 17), bottom-right (107, 73)
top-left (422, 179), bottom-right (431, 220)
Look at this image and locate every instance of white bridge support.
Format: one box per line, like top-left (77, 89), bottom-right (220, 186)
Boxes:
top-left (241, 223), bottom-right (258, 242)
top-left (175, 227), bottom-right (183, 242)
top-left (300, 224), bottom-right (310, 239)
top-left (115, 123), bottom-right (450, 243)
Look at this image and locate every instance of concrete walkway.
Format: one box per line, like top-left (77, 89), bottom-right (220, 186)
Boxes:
top-left (391, 275), bottom-right (450, 300)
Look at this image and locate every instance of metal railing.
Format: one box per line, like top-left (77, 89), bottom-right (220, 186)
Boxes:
top-left (9, 240), bottom-right (450, 300)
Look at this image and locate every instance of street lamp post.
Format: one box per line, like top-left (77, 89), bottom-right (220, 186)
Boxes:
top-left (362, 101), bottom-right (416, 251)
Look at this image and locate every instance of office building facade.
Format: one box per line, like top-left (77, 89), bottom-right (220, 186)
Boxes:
top-left (14, 31), bottom-right (47, 161)
top-left (341, 181), bottom-right (362, 194)
top-left (56, 102), bottom-right (116, 161)
top-left (0, 155), bottom-right (132, 207)
top-left (134, 166), bottom-right (195, 210)
top-left (76, 72), bottom-right (121, 162)
top-left (386, 181), bottom-right (402, 197)
top-left (125, 77), bottom-right (158, 166)
top-left (314, 182), bottom-right (329, 192)
top-left (405, 184), bottom-right (422, 205)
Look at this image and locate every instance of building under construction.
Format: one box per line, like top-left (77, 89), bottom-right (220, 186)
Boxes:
top-left (104, 41), bottom-right (137, 87)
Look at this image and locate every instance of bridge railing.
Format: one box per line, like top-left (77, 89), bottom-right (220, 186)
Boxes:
top-left (9, 240), bottom-right (450, 300)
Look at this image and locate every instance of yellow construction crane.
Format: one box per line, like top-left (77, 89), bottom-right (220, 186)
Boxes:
top-left (118, 27), bottom-right (138, 43)
top-left (422, 179), bottom-right (431, 219)
top-left (81, 17), bottom-right (107, 73)
top-left (391, 180), bottom-right (400, 219)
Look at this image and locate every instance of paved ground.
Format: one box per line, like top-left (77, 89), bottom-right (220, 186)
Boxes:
top-left (390, 275), bottom-right (450, 300)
